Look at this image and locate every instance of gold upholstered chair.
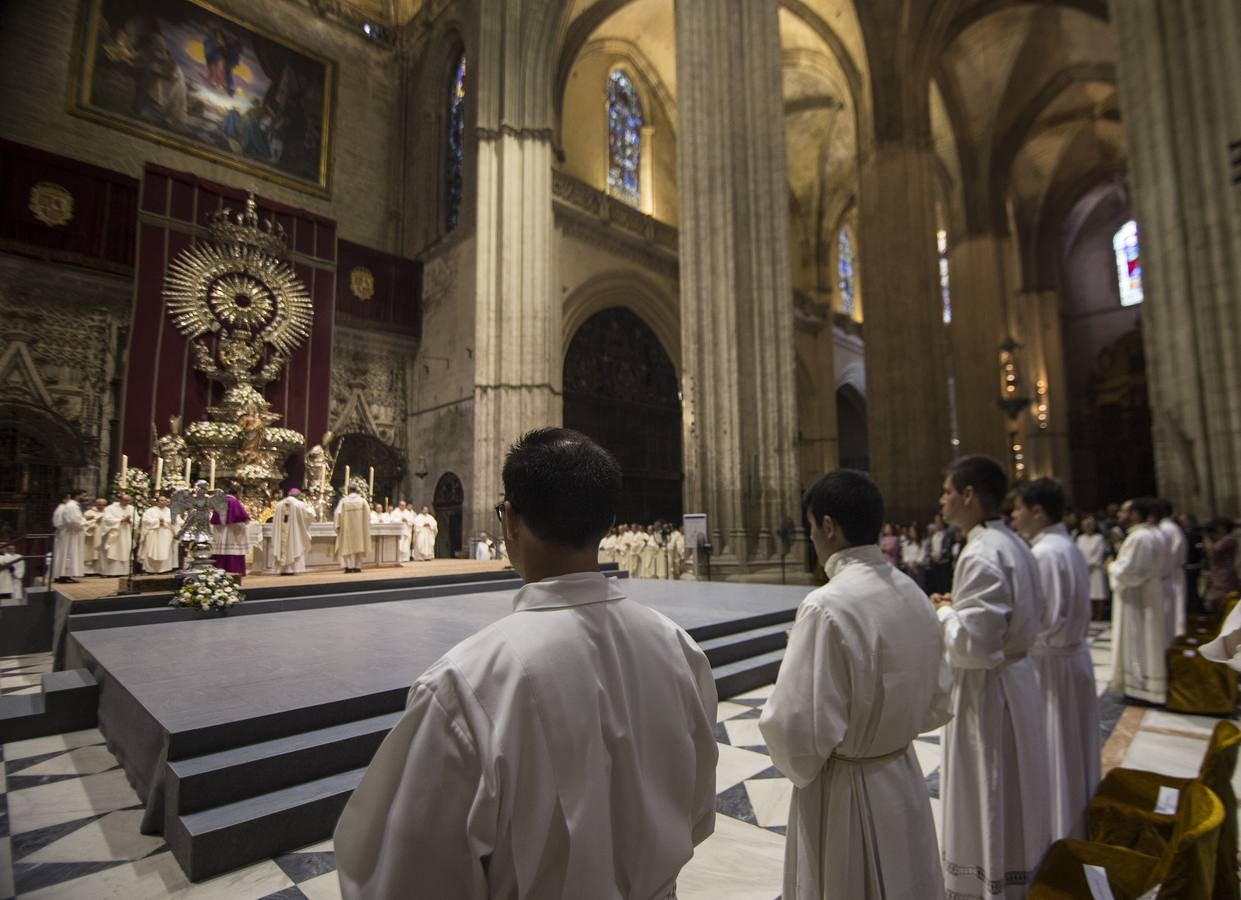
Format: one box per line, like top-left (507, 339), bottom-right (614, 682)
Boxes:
top-left (1032, 780), bottom-right (1225, 899)
top-left (1088, 721), bottom-right (1241, 900)
top-left (1165, 640), bottom-right (1240, 715)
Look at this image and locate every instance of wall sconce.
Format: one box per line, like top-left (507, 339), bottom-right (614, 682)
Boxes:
top-left (413, 455), bottom-right (429, 480)
top-left (996, 336), bottom-right (1031, 420)
top-left (1035, 378), bottom-right (1049, 431)
top-left (1010, 431), bottom-right (1026, 481)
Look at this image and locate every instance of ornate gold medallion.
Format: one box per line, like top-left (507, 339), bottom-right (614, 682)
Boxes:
top-left (29, 182), bottom-right (74, 227)
top-left (350, 266), bottom-right (375, 301)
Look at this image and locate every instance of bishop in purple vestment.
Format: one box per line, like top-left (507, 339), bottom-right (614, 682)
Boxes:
top-left (211, 484), bottom-right (251, 575)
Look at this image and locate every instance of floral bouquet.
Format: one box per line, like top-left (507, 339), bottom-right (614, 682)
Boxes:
top-left (111, 469), bottom-right (152, 515)
top-left (187, 420), bottom-right (242, 446)
top-left (170, 567), bottom-right (243, 611)
top-left (266, 427), bottom-right (305, 452)
top-left (347, 475), bottom-right (372, 503)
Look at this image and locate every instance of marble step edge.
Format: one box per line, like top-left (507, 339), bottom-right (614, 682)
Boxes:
top-left (697, 623), bottom-right (790, 667)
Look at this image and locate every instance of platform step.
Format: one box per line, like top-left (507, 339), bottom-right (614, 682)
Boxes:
top-left (0, 669), bottom-right (98, 742)
top-left (712, 647), bottom-right (785, 700)
top-left (167, 711), bottom-right (402, 815)
top-left (698, 622), bottom-right (790, 668)
top-left (686, 607), bottom-right (796, 644)
top-left (171, 767), bottom-right (366, 882)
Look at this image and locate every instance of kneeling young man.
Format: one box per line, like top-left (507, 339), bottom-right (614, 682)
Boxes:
top-left (759, 470), bottom-right (952, 900)
top-left (334, 428), bottom-right (719, 899)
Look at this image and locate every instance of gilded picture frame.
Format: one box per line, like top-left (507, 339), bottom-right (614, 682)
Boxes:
top-left (69, 0), bottom-right (336, 196)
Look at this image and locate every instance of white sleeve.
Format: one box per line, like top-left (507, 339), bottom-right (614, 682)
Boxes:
top-left (937, 553), bottom-right (1010, 669)
top-left (759, 603), bottom-right (849, 788)
top-left (1110, 534), bottom-right (1155, 590)
top-left (334, 679), bottom-right (493, 900)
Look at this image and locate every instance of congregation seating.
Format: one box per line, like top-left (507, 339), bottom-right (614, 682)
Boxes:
top-left (1031, 780), bottom-right (1225, 899)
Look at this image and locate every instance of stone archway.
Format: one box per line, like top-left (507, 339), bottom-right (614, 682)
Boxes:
top-left (0, 403), bottom-right (84, 535)
top-left (330, 433), bottom-right (405, 507)
top-left (836, 384), bottom-right (869, 472)
top-left (563, 306), bottom-right (682, 524)
top-left (433, 472), bottom-right (464, 559)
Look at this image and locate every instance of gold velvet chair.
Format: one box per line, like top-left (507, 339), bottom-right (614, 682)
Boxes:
top-left (1165, 641), bottom-right (1239, 715)
top-left (1089, 721), bottom-right (1241, 899)
top-left (1032, 781), bottom-right (1225, 899)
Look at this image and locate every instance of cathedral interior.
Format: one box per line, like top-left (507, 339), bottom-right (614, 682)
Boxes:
top-left (0, 0), bottom-right (1237, 568)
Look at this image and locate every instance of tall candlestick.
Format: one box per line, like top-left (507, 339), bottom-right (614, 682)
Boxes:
top-left (368, 466), bottom-right (375, 497)
top-left (208, 456), bottom-right (216, 490)
top-left (184, 458), bottom-right (192, 484)
top-left (344, 465), bottom-right (350, 488)
top-left (154, 458), bottom-right (164, 493)
top-left (120, 454), bottom-right (128, 480)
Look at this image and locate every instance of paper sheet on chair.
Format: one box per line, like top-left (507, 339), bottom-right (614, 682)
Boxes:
top-left (1154, 785), bottom-right (1179, 814)
top-left (1083, 865), bottom-right (1115, 900)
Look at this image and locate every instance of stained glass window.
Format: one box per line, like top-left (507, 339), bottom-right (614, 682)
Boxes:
top-left (606, 70), bottom-right (642, 207)
top-left (445, 53), bottom-right (466, 232)
top-left (1113, 220), bottom-right (1143, 306)
top-left (837, 228), bottom-right (856, 315)
top-left (938, 229), bottom-right (952, 324)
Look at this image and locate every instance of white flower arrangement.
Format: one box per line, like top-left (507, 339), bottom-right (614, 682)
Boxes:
top-left (170, 567), bottom-right (243, 611)
top-left (233, 463), bottom-right (272, 481)
top-left (347, 475), bottom-right (372, 503)
top-left (223, 384), bottom-right (267, 408)
top-left (265, 427), bottom-right (305, 451)
top-left (111, 469), bottom-right (152, 515)
top-left (187, 421), bottom-right (242, 444)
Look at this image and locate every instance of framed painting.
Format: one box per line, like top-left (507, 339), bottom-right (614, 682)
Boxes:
top-left (70, 0), bottom-right (335, 195)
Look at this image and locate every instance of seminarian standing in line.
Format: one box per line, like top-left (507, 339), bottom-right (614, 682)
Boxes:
top-left (932, 455), bottom-right (1050, 900)
top-left (52, 490), bottom-right (87, 583)
top-left (1108, 496), bottom-right (1170, 704)
top-left (760, 469), bottom-right (951, 899)
top-left (334, 427), bottom-right (718, 899)
top-left (1009, 477), bottom-right (1100, 841)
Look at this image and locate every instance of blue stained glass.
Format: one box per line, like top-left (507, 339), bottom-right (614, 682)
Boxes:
top-left (607, 70), bottom-right (642, 207)
top-left (445, 54), bottom-right (466, 231)
top-left (838, 228), bottom-right (855, 315)
top-left (1113, 220), bottom-right (1143, 306)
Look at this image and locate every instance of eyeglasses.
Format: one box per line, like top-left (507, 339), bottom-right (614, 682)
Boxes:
top-left (494, 501), bottom-right (505, 524)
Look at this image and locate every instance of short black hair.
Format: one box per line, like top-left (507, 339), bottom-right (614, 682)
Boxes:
top-left (948, 455), bottom-right (1008, 516)
top-left (1130, 496), bottom-right (1159, 520)
top-left (801, 469), bottom-right (884, 546)
top-left (1156, 498), bottom-right (1173, 518)
top-left (502, 427), bottom-right (621, 549)
top-left (1016, 477), bottom-right (1065, 523)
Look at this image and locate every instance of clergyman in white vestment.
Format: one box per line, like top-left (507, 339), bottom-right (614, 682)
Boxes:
top-left (1108, 497), bottom-right (1169, 704)
top-left (83, 497), bottom-right (108, 575)
top-left (932, 456), bottom-right (1050, 900)
top-left (334, 488), bottom-right (371, 573)
top-left (53, 490), bottom-right (87, 582)
top-left (272, 489), bottom-right (314, 575)
top-left (1076, 517), bottom-right (1109, 607)
top-left (99, 495), bottom-right (137, 577)
top-left (412, 506), bottom-right (438, 561)
top-left (138, 496), bottom-right (177, 574)
top-left (1157, 500), bottom-right (1188, 643)
top-left (393, 502), bottom-right (414, 561)
top-left (760, 470), bottom-right (951, 900)
top-left (335, 427), bottom-right (718, 900)
top-left (1011, 478), bottom-right (1100, 842)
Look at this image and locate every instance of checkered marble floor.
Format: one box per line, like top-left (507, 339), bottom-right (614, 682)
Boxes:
top-left (0, 622), bottom-right (1222, 899)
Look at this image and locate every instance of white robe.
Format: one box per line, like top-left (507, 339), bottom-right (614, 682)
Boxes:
top-left (1030, 523), bottom-right (1100, 842)
top-left (1159, 518), bottom-right (1188, 642)
top-left (1075, 532), bottom-right (1108, 601)
top-left (333, 572), bottom-right (718, 899)
top-left (759, 545), bottom-right (951, 900)
top-left (0, 553), bottom-right (24, 599)
top-left (138, 506), bottom-right (176, 573)
top-left (938, 521), bottom-right (1050, 900)
top-left (1109, 523), bottom-right (1169, 704)
top-left (83, 507), bottom-right (106, 575)
top-left (272, 497), bottom-right (314, 574)
top-left (668, 530), bottom-right (686, 579)
top-left (99, 502), bottom-right (136, 577)
top-left (598, 534), bottom-right (617, 564)
top-left (53, 501), bottom-right (86, 578)
top-left (412, 512), bottom-right (438, 561)
top-left (395, 509), bottom-right (414, 560)
top-left (473, 539), bottom-right (493, 561)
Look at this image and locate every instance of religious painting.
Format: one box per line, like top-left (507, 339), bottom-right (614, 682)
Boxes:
top-left (70, 0), bottom-right (335, 195)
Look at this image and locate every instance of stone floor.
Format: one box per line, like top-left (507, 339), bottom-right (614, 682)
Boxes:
top-left (0, 622), bottom-right (1235, 899)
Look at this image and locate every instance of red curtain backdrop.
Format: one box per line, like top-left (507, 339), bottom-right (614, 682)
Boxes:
top-left (335, 239), bottom-right (422, 340)
top-left (0, 139), bottom-right (138, 270)
top-left (121, 164), bottom-right (336, 486)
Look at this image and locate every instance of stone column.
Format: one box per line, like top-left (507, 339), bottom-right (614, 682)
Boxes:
top-left (946, 233), bottom-right (1018, 464)
top-left (675, 0), bottom-right (802, 570)
top-left (855, 145), bottom-right (953, 522)
top-left (1111, 0), bottom-right (1241, 516)
top-left (470, 7), bottom-right (561, 535)
top-left (1015, 289), bottom-right (1072, 483)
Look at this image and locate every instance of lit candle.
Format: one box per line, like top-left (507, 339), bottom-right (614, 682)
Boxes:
top-left (154, 457), bottom-right (164, 492)
top-left (184, 458), bottom-right (192, 485)
top-left (121, 454), bottom-right (128, 480)
top-left (208, 456), bottom-right (216, 490)
top-left (368, 466), bottom-right (375, 497)
top-left (344, 465), bottom-right (350, 488)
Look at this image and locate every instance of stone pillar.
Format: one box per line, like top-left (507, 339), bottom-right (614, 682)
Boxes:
top-left (1111, 0), bottom-right (1241, 516)
top-left (946, 234), bottom-right (1018, 464)
top-left (470, 8), bottom-right (561, 535)
top-left (855, 145), bottom-right (953, 522)
top-left (675, 0), bottom-right (802, 570)
top-left (1016, 289), bottom-right (1072, 484)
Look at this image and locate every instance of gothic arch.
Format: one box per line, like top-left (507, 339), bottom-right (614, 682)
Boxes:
top-left (562, 270), bottom-right (680, 371)
top-left (433, 471), bottom-right (465, 558)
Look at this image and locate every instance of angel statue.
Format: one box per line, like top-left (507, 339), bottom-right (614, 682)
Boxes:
top-left (306, 431), bottom-right (335, 485)
top-left (171, 480), bottom-right (228, 575)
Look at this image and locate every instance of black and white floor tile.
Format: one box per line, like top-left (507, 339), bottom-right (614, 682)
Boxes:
top-left (0, 624), bottom-right (1230, 899)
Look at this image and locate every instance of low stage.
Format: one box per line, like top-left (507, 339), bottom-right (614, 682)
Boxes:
top-left (65, 575), bottom-right (806, 881)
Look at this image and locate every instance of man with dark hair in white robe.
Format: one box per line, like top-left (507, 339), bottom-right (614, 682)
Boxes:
top-left (1109, 497), bottom-right (1170, 704)
top-left (53, 490), bottom-right (87, 583)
